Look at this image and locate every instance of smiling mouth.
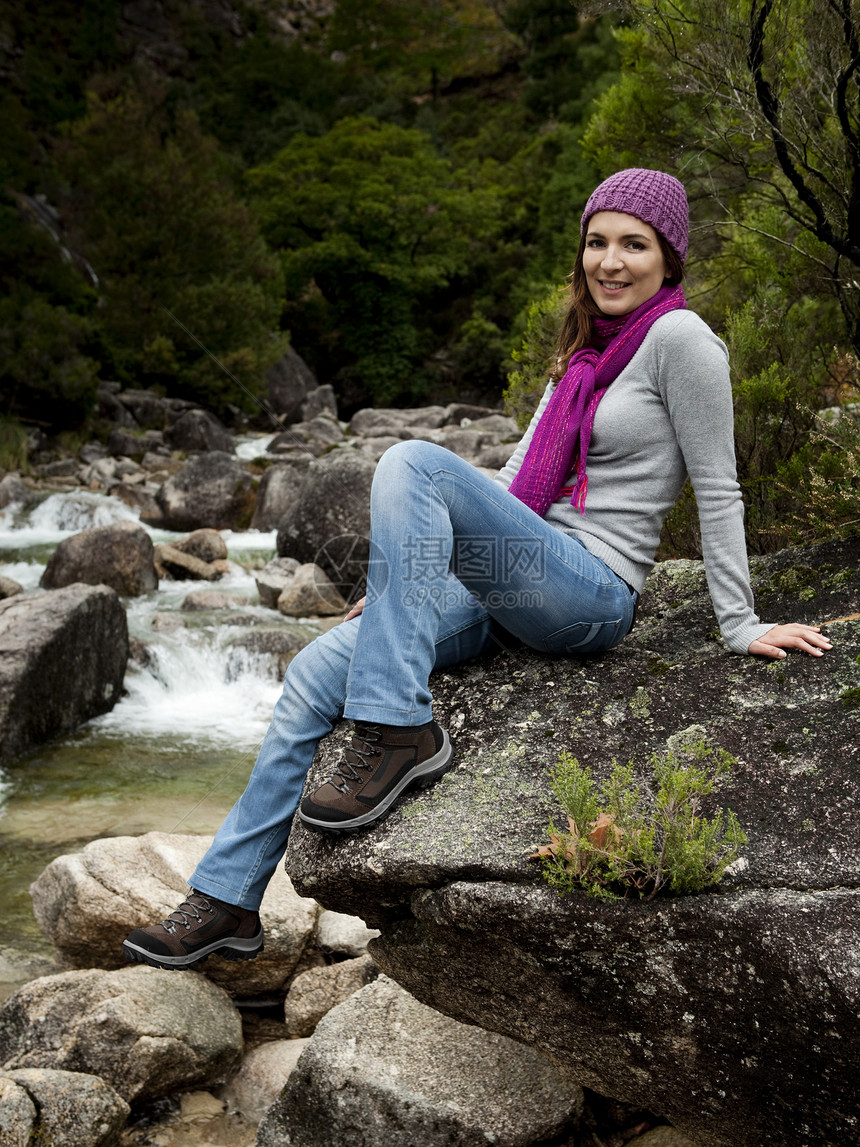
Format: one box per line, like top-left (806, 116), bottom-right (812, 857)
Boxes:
top-left (599, 281), bottom-right (630, 291)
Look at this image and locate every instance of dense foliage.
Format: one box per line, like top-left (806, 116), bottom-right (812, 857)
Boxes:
top-left (0, 0), bottom-right (857, 545)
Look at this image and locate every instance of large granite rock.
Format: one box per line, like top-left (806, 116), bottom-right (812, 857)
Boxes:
top-left (165, 409), bottom-right (234, 454)
top-left (0, 965), bottom-right (242, 1103)
top-left (40, 520), bottom-right (158, 596)
top-left (282, 953), bottom-right (378, 1038)
top-left (265, 345), bottom-right (318, 425)
top-left (29, 832), bottom-right (318, 997)
top-left (0, 585), bottom-right (128, 764)
top-left (276, 449), bottom-right (375, 603)
top-left (256, 975), bottom-right (584, 1147)
top-left (251, 460), bottom-right (312, 531)
top-left (285, 536), bottom-right (860, 1147)
top-left (155, 452), bottom-right (256, 531)
top-left (0, 1068), bottom-right (129, 1147)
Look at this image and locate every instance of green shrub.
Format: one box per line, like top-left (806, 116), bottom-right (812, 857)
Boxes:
top-left (534, 739), bottom-right (747, 902)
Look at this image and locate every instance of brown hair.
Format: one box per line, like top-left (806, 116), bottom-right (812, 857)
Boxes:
top-left (551, 229), bottom-right (685, 382)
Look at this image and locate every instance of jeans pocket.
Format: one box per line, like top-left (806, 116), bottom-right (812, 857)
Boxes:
top-left (536, 616), bottom-right (626, 655)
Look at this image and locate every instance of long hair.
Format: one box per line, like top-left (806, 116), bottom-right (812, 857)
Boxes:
top-left (551, 230), bottom-right (685, 382)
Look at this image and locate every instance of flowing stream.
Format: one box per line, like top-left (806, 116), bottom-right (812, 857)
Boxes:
top-left (0, 437), bottom-right (327, 977)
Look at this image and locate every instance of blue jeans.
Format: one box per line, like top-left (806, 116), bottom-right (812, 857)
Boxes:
top-left (191, 441), bottom-right (635, 908)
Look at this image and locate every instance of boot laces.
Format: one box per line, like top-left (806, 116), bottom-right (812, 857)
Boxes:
top-left (160, 894), bottom-right (215, 935)
top-left (329, 724), bottom-right (382, 794)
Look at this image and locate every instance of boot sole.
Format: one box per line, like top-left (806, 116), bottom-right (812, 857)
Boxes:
top-left (121, 926), bottom-right (264, 971)
top-left (299, 730), bottom-right (453, 835)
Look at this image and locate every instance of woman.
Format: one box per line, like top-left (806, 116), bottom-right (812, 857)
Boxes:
top-left (123, 168), bottom-right (830, 969)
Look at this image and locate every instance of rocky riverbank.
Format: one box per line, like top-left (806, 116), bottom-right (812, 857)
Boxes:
top-left (1, 350), bottom-right (856, 1144)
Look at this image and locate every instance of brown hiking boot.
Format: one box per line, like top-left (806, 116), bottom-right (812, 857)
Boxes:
top-left (299, 720), bottom-right (453, 833)
top-left (122, 891), bottom-right (263, 970)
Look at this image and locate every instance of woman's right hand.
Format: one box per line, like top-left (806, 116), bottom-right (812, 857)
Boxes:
top-left (344, 596), bottom-right (366, 622)
top-left (748, 623), bottom-right (833, 658)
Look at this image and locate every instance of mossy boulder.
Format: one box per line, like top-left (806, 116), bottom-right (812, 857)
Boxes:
top-left (286, 536), bottom-right (860, 1147)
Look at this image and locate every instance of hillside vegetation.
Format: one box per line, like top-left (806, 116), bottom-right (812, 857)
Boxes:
top-left (1, 0), bottom-right (857, 551)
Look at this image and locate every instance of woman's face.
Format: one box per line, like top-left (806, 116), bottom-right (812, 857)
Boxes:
top-left (582, 211), bottom-right (667, 316)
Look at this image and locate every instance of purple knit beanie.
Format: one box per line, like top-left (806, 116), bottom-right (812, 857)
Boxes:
top-left (581, 168), bottom-right (689, 263)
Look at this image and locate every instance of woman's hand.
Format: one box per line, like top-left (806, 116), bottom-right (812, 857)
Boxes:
top-left (344, 596), bottom-right (366, 622)
top-left (748, 624), bottom-right (833, 659)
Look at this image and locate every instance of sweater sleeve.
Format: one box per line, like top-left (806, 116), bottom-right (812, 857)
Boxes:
top-left (655, 313), bottom-right (772, 653)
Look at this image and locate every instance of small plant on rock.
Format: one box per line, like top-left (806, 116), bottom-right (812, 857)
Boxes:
top-left (533, 739), bottom-right (747, 901)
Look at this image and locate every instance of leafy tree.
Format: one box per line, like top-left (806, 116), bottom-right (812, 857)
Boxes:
top-left (248, 115), bottom-right (501, 404)
top-left (54, 92), bottom-right (284, 412)
top-left (586, 0), bottom-right (860, 357)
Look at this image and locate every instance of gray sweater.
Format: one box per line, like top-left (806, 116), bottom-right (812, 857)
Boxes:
top-left (494, 309), bottom-right (772, 654)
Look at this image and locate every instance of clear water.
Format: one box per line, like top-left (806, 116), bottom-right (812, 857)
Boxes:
top-left (0, 486), bottom-right (327, 966)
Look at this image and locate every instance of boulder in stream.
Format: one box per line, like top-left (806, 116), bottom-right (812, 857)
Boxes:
top-left (165, 409), bottom-right (234, 454)
top-left (256, 975), bottom-right (584, 1147)
top-left (29, 831), bottom-right (319, 998)
top-left (284, 536), bottom-right (860, 1147)
top-left (0, 965), bottom-right (242, 1104)
top-left (276, 449), bottom-right (375, 603)
top-left (155, 452), bottom-right (256, 531)
top-left (0, 1068), bottom-right (130, 1147)
top-left (0, 584), bottom-right (128, 764)
top-left (265, 345), bottom-right (318, 425)
top-left (40, 520), bottom-right (157, 597)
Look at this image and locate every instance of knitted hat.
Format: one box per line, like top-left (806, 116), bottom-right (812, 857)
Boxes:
top-left (581, 168), bottom-right (689, 263)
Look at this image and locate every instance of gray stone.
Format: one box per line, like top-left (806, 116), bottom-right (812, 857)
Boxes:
top-left (284, 536), bottom-right (860, 1147)
top-left (255, 557), bottom-right (301, 609)
top-left (36, 458), bottom-right (79, 479)
top-left (0, 1074), bottom-right (36, 1145)
top-left (0, 948), bottom-right (60, 1006)
top-left (251, 461), bottom-right (312, 531)
top-left (116, 389), bottom-right (195, 429)
top-left (83, 457), bottom-right (119, 487)
top-left (40, 520), bottom-right (158, 597)
top-left (301, 384), bottom-right (338, 422)
top-left (107, 428), bottom-right (150, 458)
top-left (443, 402), bottom-right (504, 424)
top-left (349, 406), bottom-right (448, 436)
top-left (219, 1039), bottom-right (309, 1121)
top-left (266, 345), bottom-right (318, 425)
top-left (172, 528), bottom-right (229, 564)
top-left (256, 976), bottom-right (583, 1147)
top-left (0, 965), bottom-right (242, 1104)
top-left (155, 543), bottom-right (220, 582)
top-left (107, 482), bottom-right (162, 524)
top-left (457, 413), bottom-right (519, 437)
top-left (0, 473), bottom-right (34, 509)
top-left (156, 452), bottom-right (256, 532)
top-left (0, 576), bottom-right (23, 600)
top-left (29, 832), bottom-right (319, 998)
top-left (276, 563), bottom-right (348, 617)
top-left (225, 627), bottom-right (308, 681)
top-left (276, 449), bottom-right (375, 604)
top-left (282, 954), bottom-right (378, 1038)
top-left (181, 589), bottom-right (248, 611)
top-left (78, 442), bottom-right (108, 465)
top-left (0, 1068), bottom-right (129, 1147)
top-left (269, 413), bottom-right (344, 457)
top-left (165, 409), bottom-right (235, 454)
top-left (0, 585), bottom-right (127, 764)
top-left (315, 910), bottom-right (380, 958)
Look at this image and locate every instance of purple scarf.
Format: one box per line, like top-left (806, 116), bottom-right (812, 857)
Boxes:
top-left (509, 284), bottom-right (686, 517)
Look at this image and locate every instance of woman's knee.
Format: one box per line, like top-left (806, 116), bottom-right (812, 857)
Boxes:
top-left (374, 438), bottom-right (450, 484)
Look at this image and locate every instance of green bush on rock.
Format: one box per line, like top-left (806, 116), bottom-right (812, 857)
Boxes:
top-left (534, 739), bottom-right (747, 901)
